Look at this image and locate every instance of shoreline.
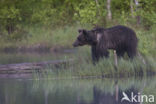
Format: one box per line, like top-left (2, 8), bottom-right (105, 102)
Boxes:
top-left (0, 71), bottom-right (155, 79)
top-left (0, 44), bottom-right (74, 53)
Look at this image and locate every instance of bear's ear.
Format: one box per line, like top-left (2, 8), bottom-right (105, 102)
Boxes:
top-left (78, 29), bottom-right (87, 35)
top-left (78, 29), bottom-right (82, 33)
top-left (78, 29), bottom-right (85, 33)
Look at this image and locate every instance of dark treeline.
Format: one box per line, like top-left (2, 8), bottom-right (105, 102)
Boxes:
top-left (0, 0), bottom-right (156, 40)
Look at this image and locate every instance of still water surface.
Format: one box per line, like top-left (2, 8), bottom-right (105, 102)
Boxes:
top-left (0, 77), bottom-right (155, 104)
top-left (0, 51), bottom-right (73, 65)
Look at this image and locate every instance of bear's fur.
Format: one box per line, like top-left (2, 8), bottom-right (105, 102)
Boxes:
top-left (73, 25), bottom-right (138, 63)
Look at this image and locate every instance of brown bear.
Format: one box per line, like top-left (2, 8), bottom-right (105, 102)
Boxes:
top-left (73, 25), bottom-right (138, 63)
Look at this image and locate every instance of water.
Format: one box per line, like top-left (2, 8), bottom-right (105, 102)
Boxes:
top-left (0, 51), bottom-right (73, 65)
top-left (0, 77), bottom-right (155, 104)
top-left (0, 52), bottom-right (155, 104)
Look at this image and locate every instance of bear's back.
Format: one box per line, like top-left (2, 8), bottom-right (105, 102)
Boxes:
top-left (106, 25), bottom-right (136, 36)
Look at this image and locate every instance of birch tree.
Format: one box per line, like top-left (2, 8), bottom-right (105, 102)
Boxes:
top-left (107, 0), bottom-right (112, 20)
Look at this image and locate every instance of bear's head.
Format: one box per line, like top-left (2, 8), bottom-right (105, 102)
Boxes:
top-left (73, 29), bottom-right (97, 47)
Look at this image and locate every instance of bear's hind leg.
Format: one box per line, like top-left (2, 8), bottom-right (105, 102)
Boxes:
top-left (127, 49), bottom-right (137, 59)
top-left (103, 50), bottom-right (109, 58)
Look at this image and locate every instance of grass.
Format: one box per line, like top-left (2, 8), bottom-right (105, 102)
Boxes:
top-left (0, 24), bottom-right (155, 53)
top-left (33, 47), bottom-right (156, 79)
top-left (0, 24), bottom-right (91, 50)
top-left (0, 24), bottom-right (155, 54)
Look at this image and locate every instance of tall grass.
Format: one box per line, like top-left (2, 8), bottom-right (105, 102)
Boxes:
top-left (33, 47), bottom-right (156, 79)
top-left (0, 24), bottom-right (155, 53)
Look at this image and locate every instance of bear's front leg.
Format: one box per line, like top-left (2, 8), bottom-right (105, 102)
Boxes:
top-left (91, 46), bottom-right (99, 64)
top-left (91, 46), bottom-right (109, 64)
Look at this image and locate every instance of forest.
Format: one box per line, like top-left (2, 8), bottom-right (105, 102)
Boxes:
top-left (0, 0), bottom-right (155, 41)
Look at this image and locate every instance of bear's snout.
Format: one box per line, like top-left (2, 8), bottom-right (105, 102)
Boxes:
top-left (73, 40), bottom-right (83, 47)
top-left (72, 41), bottom-right (79, 47)
top-left (72, 43), bottom-right (77, 47)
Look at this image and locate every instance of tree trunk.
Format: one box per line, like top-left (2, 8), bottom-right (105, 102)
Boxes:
top-left (134, 0), bottom-right (141, 25)
top-left (95, 0), bottom-right (99, 6)
top-left (95, 0), bottom-right (100, 15)
top-left (130, 0), bottom-right (135, 18)
top-left (6, 24), bottom-right (14, 35)
top-left (107, 0), bottom-right (112, 20)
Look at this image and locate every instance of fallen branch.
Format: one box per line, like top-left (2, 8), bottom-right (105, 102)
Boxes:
top-left (0, 59), bottom-right (73, 74)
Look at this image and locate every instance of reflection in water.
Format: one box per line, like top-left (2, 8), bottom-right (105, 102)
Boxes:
top-left (0, 77), bottom-right (155, 104)
top-left (0, 52), bottom-right (72, 65)
top-left (78, 86), bottom-right (139, 104)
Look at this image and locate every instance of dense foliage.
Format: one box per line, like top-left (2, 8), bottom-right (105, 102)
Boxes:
top-left (0, 0), bottom-right (156, 34)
